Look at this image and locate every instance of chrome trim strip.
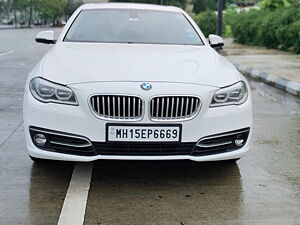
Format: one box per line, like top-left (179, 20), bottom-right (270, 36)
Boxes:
top-left (50, 140), bottom-right (92, 148)
top-left (196, 140), bottom-right (232, 148)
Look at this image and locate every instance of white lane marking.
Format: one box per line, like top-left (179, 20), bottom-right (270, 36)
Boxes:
top-left (58, 162), bottom-right (93, 225)
top-left (0, 50), bottom-right (14, 57)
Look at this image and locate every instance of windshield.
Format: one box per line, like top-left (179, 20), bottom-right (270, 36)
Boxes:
top-left (64, 9), bottom-right (204, 45)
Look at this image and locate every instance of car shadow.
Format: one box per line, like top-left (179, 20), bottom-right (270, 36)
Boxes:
top-left (93, 159), bottom-right (241, 181)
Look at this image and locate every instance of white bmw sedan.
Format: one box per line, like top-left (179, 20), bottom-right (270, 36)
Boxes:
top-left (23, 3), bottom-right (252, 163)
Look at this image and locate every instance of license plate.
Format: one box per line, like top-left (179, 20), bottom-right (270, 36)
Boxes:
top-left (107, 125), bottom-right (181, 142)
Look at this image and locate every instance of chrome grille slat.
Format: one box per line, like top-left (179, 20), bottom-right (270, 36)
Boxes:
top-left (128, 97), bottom-right (130, 119)
top-left (90, 95), bottom-right (143, 120)
top-left (170, 97), bottom-right (174, 119)
top-left (133, 97), bottom-right (135, 118)
top-left (190, 98), bottom-right (194, 117)
top-left (166, 97), bottom-right (169, 119)
top-left (151, 99), bottom-right (154, 119)
top-left (139, 98), bottom-right (142, 119)
top-left (96, 96), bottom-right (100, 115)
top-left (102, 96), bottom-right (105, 117)
top-left (185, 97), bottom-right (189, 118)
top-left (91, 97), bottom-right (95, 113)
top-left (180, 97), bottom-right (184, 118)
top-left (150, 96), bottom-right (201, 121)
top-left (118, 96), bottom-right (120, 118)
top-left (123, 96), bottom-right (126, 118)
top-left (107, 96), bottom-right (111, 118)
top-left (112, 96), bottom-right (115, 118)
top-left (156, 98), bottom-right (159, 119)
top-left (161, 98), bottom-right (165, 118)
top-left (175, 97), bottom-right (179, 119)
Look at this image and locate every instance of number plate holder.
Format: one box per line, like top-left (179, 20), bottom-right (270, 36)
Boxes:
top-left (106, 124), bottom-right (182, 143)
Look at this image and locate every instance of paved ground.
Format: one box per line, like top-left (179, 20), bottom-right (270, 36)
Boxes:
top-left (0, 29), bottom-right (300, 225)
top-left (224, 38), bottom-right (300, 83)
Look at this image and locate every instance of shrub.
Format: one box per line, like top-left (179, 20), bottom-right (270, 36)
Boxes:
top-left (192, 10), bottom-right (217, 37)
top-left (261, 0), bottom-right (290, 11)
top-left (226, 7), bottom-right (300, 54)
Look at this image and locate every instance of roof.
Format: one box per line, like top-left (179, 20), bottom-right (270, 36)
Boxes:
top-left (81, 3), bottom-right (183, 13)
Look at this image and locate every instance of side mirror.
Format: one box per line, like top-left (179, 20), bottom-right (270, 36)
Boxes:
top-left (208, 34), bottom-right (224, 49)
top-left (35, 30), bottom-right (56, 44)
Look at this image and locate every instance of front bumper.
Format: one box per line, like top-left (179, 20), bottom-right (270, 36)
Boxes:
top-left (26, 144), bottom-right (251, 162)
top-left (23, 81), bottom-right (252, 162)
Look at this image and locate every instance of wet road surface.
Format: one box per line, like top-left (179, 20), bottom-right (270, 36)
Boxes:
top-left (224, 38), bottom-right (300, 83)
top-left (0, 29), bottom-right (299, 225)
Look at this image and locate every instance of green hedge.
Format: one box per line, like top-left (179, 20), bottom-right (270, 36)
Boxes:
top-left (226, 8), bottom-right (300, 54)
top-left (192, 10), bottom-right (217, 37)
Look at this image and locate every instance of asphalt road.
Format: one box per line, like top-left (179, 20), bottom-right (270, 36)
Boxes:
top-left (0, 28), bottom-right (300, 225)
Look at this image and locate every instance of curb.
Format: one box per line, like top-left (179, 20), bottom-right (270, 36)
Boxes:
top-left (234, 63), bottom-right (300, 97)
top-left (0, 26), bottom-right (16, 30)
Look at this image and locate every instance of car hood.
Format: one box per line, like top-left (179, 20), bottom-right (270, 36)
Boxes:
top-left (41, 43), bottom-right (239, 87)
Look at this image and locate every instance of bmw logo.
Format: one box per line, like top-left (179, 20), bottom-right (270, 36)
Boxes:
top-left (141, 82), bottom-right (152, 90)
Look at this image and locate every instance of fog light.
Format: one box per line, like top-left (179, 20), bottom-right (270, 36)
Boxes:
top-left (234, 135), bottom-right (245, 147)
top-left (34, 134), bottom-right (47, 147)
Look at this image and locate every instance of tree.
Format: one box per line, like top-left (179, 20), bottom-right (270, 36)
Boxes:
top-left (27, 0), bottom-right (41, 27)
top-left (6, 0), bottom-right (29, 27)
top-left (261, 0), bottom-right (289, 10)
top-left (40, 0), bottom-right (67, 26)
top-left (0, 1), bottom-right (5, 16)
top-left (0, 0), bottom-right (12, 20)
top-left (192, 0), bottom-right (218, 13)
top-left (12, 0), bottom-right (22, 27)
top-left (109, 0), bottom-right (187, 8)
top-left (192, 0), bottom-right (206, 13)
top-left (288, 0), bottom-right (300, 7)
top-left (65, 0), bottom-right (83, 20)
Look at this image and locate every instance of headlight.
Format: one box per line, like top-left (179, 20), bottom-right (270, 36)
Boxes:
top-left (29, 77), bottom-right (78, 105)
top-left (210, 81), bottom-right (248, 107)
